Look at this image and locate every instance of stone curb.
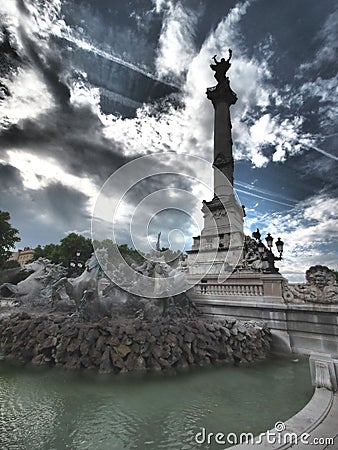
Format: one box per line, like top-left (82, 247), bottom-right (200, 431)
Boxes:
top-left (229, 388), bottom-right (334, 449)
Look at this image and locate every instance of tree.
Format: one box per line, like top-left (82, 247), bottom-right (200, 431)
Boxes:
top-left (118, 244), bottom-right (144, 265)
top-left (32, 243), bottom-right (61, 263)
top-left (32, 233), bottom-right (93, 268)
top-left (2, 259), bottom-right (20, 269)
top-left (59, 233), bottom-right (93, 267)
top-left (0, 210), bottom-right (20, 269)
top-left (32, 245), bottom-right (44, 261)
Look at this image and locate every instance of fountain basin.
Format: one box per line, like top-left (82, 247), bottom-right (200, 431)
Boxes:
top-left (0, 356), bottom-right (312, 449)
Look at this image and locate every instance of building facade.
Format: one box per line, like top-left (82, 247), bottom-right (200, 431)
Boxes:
top-left (9, 247), bottom-right (34, 268)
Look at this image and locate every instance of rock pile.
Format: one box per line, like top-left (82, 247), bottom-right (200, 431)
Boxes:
top-left (0, 312), bottom-right (271, 374)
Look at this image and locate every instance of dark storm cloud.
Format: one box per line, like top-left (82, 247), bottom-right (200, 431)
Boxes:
top-left (0, 16), bottom-right (131, 184)
top-left (122, 173), bottom-right (195, 206)
top-left (43, 182), bottom-right (91, 223)
top-left (0, 163), bottom-right (92, 246)
top-left (2, 1), bottom-right (69, 107)
top-left (0, 106), bottom-right (130, 184)
top-left (0, 0), bottom-right (133, 186)
top-left (0, 163), bottom-right (23, 189)
top-left (0, 26), bottom-right (21, 99)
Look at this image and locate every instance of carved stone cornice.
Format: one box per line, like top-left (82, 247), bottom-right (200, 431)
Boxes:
top-left (202, 195), bottom-right (242, 213)
top-left (206, 80), bottom-right (237, 107)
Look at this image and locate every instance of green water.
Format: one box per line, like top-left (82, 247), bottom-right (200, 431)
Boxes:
top-left (0, 357), bottom-right (312, 450)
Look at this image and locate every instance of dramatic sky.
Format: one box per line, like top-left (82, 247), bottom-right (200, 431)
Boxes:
top-left (0, 0), bottom-right (337, 281)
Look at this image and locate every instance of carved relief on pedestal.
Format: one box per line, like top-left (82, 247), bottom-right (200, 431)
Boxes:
top-left (282, 265), bottom-right (338, 304)
top-left (213, 209), bottom-right (227, 219)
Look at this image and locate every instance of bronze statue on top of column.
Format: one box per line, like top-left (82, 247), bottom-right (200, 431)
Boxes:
top-left (207, 48), bottom-right (237, 106)
top-left (210, 49), bottom-right (232, 84)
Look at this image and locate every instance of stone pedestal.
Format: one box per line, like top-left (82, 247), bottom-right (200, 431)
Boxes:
top-left (261, 273), bottom-right (284, 301)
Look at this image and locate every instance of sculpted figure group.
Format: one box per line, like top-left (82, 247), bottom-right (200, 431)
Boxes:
top-left (0, 236), bottom-right (194, 320)
top-left (282, 265), bottom-right (338, 304)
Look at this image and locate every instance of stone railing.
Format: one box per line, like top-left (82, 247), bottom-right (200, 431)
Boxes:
top-left (195, 283), bottom-right (263, 296)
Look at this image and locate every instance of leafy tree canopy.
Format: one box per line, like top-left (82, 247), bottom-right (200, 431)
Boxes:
top-left (33, 233), bottom-right (93, 267)
top-left (2, 259), bottom-right (21, 269)
top-left (0, 210), bottom-right (20, 269)
top-left (59, 233), bottom-right (93, 266)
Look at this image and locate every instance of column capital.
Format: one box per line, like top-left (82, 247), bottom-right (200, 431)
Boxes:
top-left (206, 80), bottom-right (237, 107)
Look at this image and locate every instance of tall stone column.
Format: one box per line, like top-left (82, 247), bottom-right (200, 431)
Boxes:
top-left (206, 80), bottom-right (237, 198)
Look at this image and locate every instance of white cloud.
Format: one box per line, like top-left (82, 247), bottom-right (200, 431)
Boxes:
top-left (69, 75), bottom-right (101, 113)
top-left (0, 1), bottom-right (63, 126)
top-left (55, 25), bottom-right (172, 86)
top-left (253, 194), bottom-right (338, 281)
top-left (0, 68), bottom-right (54, 127)
top-left (100, 0), bottom-right (322, 172)
top-left (152, 0), bottom-right (169, 14)
top-left (1, 0), bottom-right (62, 51)
top-left (155, 1), bottom-right (197, 79)
top-left (300, 75), bottom-right (338, 139)
top-left (101, 1), bottom-right (275, 166)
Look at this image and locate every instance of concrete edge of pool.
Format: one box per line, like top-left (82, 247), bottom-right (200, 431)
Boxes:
top-left (230, 353), bottom-right (338, 449)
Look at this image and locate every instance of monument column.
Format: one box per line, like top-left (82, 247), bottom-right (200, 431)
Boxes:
top-left (186, 50), bottom-right (244, 277)
top-left (206, 62), bottom-right (237, 198)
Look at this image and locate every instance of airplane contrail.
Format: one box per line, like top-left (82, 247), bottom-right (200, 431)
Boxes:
top-left (99, 87), bottom-right (142, 109)
top-left (301, 141), bottom-right (338, 161)
top-left (235, 180), bottom-right (298, 204)
top-left (235, 188), bottom-right (295, 207)
top-left (54, 29), bottom-right (180, 89)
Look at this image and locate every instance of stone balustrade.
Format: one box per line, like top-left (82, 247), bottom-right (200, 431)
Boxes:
top-left (195, 283), bottom-right (263, 296)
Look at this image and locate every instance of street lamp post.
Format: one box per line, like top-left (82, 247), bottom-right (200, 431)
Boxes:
top-left (252, 229), bottom-right (284, 274)
top-left (69, 250), bottom-right (84, 277)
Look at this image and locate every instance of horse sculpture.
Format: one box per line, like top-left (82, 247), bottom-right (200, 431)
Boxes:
top-left (0, 258), bottom-right (65, 304)
top-left (52, 253), bottom-right (103, 319)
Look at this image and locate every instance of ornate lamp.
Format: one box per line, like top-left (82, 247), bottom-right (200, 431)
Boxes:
top-left (275, 237), bottom-right (284, 256)
top-left (249, 226), bottom-right (284, 273)
top-left (69, 250), bottom-right (84, 276)
top-left (257, 241), bottom-right (265, 254)
top-left (265, 233), bottom-right (273, 249)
